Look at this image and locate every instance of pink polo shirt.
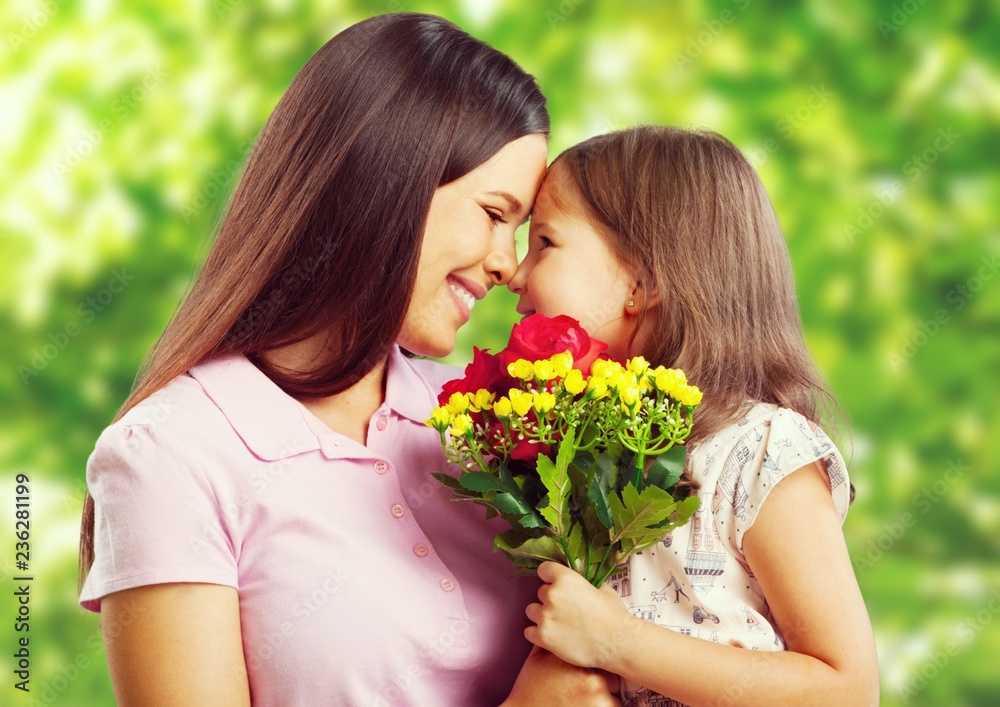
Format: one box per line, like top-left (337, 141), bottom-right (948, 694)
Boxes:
top-left (80, 347), bottom-right (538, 705)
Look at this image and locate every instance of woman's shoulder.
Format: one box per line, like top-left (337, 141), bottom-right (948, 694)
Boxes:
top-left (93, 364), bottom-right (246, 468)
top-left (110, 371), bottom-right (225, 439)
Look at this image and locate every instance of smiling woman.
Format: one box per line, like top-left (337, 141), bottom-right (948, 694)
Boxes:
top-left (400, 134), bottom-right (547, 357)
top-left (75, 12), bottom-right (615, 707)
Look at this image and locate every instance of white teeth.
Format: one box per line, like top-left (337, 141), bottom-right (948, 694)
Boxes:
top-left (449, 283), bottom-right (476, 311)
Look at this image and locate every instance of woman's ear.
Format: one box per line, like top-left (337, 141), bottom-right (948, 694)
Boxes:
top-left (625, 281), bottom-right (659, 315)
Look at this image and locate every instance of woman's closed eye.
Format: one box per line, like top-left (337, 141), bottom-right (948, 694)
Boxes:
top-left (485, 208), bottom-right (508, 226)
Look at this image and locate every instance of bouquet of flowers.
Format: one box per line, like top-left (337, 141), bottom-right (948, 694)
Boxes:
top-left (426, 314), bottom-right (702, 587)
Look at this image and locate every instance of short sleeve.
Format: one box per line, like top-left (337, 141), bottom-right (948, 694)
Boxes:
top-left (731, 408), bottom-right (851, 553)
top-left (79, 420), bottom-right (238, 612)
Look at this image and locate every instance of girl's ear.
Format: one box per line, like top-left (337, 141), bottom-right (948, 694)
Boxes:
top-left (625, 281), bottom-right (659, 315)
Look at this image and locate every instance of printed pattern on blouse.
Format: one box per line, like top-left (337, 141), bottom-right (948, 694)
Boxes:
top-left (610, 403), bottom-right (851, 706)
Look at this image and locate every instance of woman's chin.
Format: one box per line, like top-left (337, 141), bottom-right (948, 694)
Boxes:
top-left (399, 333), bottom-right (455, 359)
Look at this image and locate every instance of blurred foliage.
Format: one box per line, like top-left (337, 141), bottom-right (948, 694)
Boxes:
top-left (1, 0), bottom-right (997, 704)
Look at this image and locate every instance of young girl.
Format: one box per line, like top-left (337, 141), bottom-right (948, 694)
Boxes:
top-left (507, 126), bottom-right (879, 706)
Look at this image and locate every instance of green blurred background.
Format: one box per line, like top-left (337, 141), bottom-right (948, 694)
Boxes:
top-left (1, 0), bottom-right (997, 704)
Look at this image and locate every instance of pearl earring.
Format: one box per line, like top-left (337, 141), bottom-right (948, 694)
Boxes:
top-left (628, 300), bottom-right (635, 307)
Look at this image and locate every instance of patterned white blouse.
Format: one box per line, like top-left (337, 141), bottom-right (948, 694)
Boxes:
top-left (607, 402), bottom-right (852, 707)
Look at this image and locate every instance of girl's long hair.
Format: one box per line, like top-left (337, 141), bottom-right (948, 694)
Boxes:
top-left (551, 126), bottom-right (841, 451)
top-left (79, 12), bottom-right (549, 588)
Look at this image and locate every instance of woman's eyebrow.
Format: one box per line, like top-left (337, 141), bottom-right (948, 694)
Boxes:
top-left (486, 190), bottom-right (523, 214)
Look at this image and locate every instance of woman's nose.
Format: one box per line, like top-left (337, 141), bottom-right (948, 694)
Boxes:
top-left (483, 232), bottom-right (519, 286)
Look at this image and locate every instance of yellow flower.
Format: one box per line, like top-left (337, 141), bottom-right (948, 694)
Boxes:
top-left (677, 384), bottom-right (703, 407)
top-left (532, 391), bottom-right (556, 414)
top-left (493, 396), bottom-right (513, 417)
top-left (550, 351), bottom-right (574, 378)
top-left (447, 391), bottom-right (470, 413)
top-left (619, 383), bottom-right (641, 410)
top-left (591, 359), bottom-right (611, 379)
top-left (586, 376), bottom-right (609, 399)
top-left (509, 389), bottom-right (533, 417)
top-left (470, 389), bottom-right (494, 412)
top-left (654, 368), bottom-right (680, 395)
top-left (425, 406), bottom-right (451, 432)
top-left (449, 413), bottom-right (473, 437)
top-left (507, 359), bottom-right (534, 380)
top-left (533, 359), bottom-right (555, 381)
top-left (627, 356), bottom-right (650, 376)
top-left (563, 368), bottom-right (587, 395)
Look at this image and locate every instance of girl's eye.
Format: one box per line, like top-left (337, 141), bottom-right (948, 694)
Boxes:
top-left (485, 209), bottom-right (508, 226)
top-left (537, 235), bottom-right (553, 250)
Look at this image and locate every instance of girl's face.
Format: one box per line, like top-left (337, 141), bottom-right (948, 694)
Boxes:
top-left (508, 168), bottom-right (639, 360)
top-left (398, 134), bottom-right (548, 358)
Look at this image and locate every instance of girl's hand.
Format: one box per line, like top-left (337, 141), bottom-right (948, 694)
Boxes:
top-left (502, 645), bottom-right (620, 707)
top-left (524, 561), bottom-right (639, 671)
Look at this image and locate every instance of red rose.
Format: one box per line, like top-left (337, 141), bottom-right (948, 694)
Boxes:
top-left (499, 314), bottom-right (608, 375)
top-left (438, 347), bottom-right (512, 405)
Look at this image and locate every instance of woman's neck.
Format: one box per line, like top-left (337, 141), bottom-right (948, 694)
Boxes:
top-left (262, 335), bottom-right (388, 446)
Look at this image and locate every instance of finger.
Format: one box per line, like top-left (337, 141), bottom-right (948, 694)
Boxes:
top-left (537, 560), bottom-right (567, 583)
top-left (537, 582), bottom-right (553, 604)
top-left (525, 602), bottom-right (543, 624)
top-left (524, 624), bottom-right (541, 646)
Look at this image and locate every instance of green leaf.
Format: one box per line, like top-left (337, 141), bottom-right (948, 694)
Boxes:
top-left (536, 438), bottom-right (574, 536)
top-left (494, 533), bottom-right (568, 567)
top-left (588, 451), bottom-right (615, 528)
top-left (492, 492), bottom-right (533, 517)
top-left (565, 521), bottom-right (587, 573)
top-left (609, 482), bottom-right (677, 545)
top-left (458, 471), bottom-right (508, 493)
top-left (432, 472), bottom-right (479, 498)
top-left (518, 511), bottom-right (548, 529)
top-left (645, 445), bottom-right (687, 490)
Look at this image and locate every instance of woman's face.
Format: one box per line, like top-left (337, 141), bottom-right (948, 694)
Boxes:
top-left (398, 134), bottom-right (548, 357)
top-left (508, 167), bottom-right (639, 360)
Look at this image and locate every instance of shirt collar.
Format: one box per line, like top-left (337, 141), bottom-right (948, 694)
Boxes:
top-left (188, 346), bottom-right (438, 462)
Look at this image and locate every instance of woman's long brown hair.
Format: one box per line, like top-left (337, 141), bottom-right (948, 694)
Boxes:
top-left (550, 126), bottom-right (842, 454)
top-left (79, 13), bottom-right (549, 589)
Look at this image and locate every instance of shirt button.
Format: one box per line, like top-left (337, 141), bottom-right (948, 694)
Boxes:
top-left (376, 415), bottom-right (388, 431)
top-left (413, 544), bottom-right (429, 557)
top-left (439, 578), bottom-right (455, 592)
top-left (390, 503), bottom-right (405, 518)
top-left (373, 460), bottom-right (389, 474)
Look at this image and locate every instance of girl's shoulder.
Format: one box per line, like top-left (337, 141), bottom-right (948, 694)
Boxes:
top-left (691, 402), bottom-right (851, 544)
